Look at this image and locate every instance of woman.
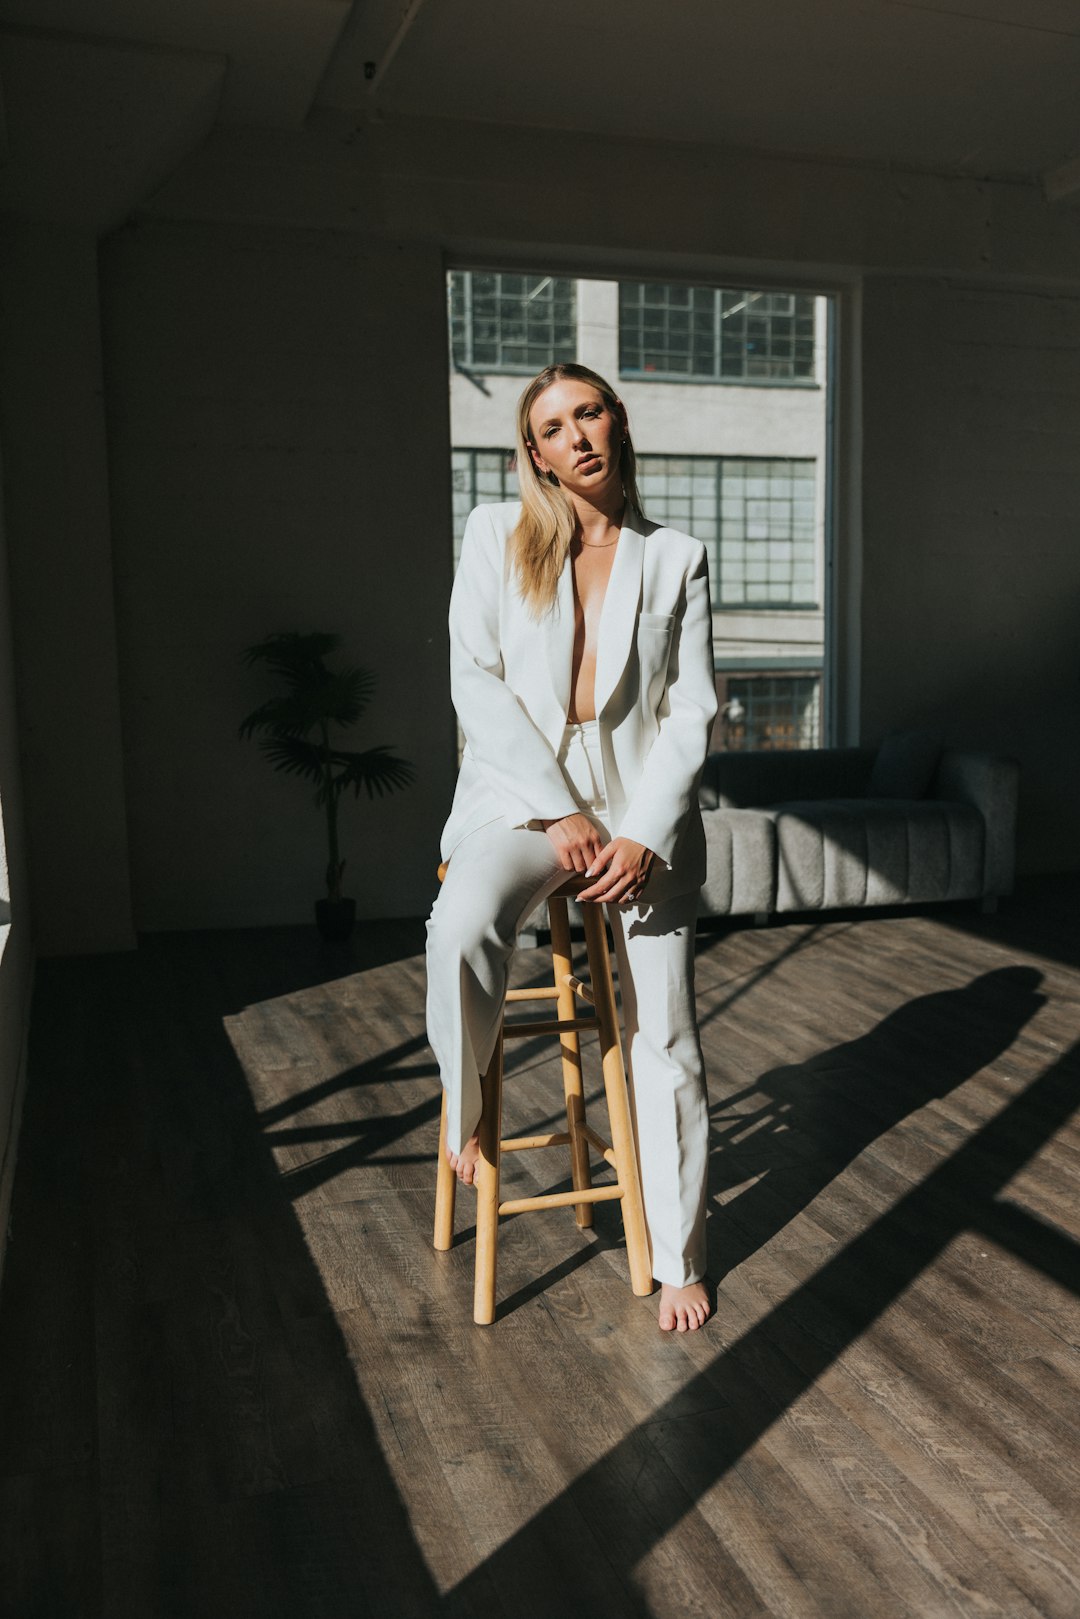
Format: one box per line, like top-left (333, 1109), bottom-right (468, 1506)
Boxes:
top-left (425, 362), bottom-right (717, 1332)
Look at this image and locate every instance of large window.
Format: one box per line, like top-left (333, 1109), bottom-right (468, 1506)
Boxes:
top-left (638, 454), bottom-right (818, 609)
top-left (447, 268), bottom-right (833, 757)
top-left (450, 272), bottom-right (577, 373)
top-left (620, 284), bottom-right (816, 383)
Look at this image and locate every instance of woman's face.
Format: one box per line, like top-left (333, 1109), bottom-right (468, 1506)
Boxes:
top-left (527, 379), bottom-right (627, 502)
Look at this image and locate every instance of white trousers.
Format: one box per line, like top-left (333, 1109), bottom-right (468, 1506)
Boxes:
top-left (425, 720), bottom-right (710, 1287)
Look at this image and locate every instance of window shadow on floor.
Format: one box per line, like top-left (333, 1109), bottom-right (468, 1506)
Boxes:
top-left (451, 976), bottom-right (1078, 1614)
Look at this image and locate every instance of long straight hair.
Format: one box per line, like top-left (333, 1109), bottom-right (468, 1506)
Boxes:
top-left (510, 362), bottom-right (645, 616)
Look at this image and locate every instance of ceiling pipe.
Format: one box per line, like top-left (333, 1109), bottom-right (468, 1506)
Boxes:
top-left (364, 0), bottom-right (430, 97)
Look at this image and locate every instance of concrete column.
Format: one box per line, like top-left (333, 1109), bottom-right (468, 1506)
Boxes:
top-left (577, 277), bottom-right (619, 381)
top-left (0, 222), bottom-right (136, 954)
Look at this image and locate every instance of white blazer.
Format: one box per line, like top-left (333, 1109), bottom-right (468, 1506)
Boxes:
top-left (440, 500), bottom-right (718, 901)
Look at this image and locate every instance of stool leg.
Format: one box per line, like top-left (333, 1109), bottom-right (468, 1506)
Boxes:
top-left (548, 894), bottom-right (594, 1228)
top-left (581, 903), bottom-right (654, 1297)
top-left (473, 1030), bottom-right (504, 1325)
top-left (433, 1089), bottom-right (457, 1251)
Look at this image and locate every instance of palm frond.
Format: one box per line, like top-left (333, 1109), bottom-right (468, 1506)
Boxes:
top-left (241, 632), bottom-right (342, 683)
top-left (332, 746), bottom-right (417, 799)
top-left (333, 666), bottom-right (376, 724)
top-left (238, 696), bottom-right (298, 740)
top-left (301, 666), bottom-right (375, 728)
top-left (258, 734), bottom-right (326, 784)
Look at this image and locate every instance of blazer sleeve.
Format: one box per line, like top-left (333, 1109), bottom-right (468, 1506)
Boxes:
top-left (449, 504), bottom-right (581, 829)
top-left (615, 541), bottom-right (718, 866)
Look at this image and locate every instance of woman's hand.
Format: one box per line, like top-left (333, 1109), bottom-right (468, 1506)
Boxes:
top-left (541, 813), bottom-right (607, 874)
top-left (575, 838), bottom-right (655, 905)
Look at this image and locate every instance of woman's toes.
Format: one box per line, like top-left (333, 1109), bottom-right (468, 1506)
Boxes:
top-left (449, 1134), bottom-right (481, 1185)
top-left (658, 1281), bottom-right (711, 1333)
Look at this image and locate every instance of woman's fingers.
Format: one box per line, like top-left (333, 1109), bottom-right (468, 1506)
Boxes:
top-left (578, 864), bottom-right (637, 904)
top-left (583, 840), bottom-right (614, 879)
top-left (577, 839), bottom-right (654, 904)
top-left (545, 814), bottom-right (604, 871)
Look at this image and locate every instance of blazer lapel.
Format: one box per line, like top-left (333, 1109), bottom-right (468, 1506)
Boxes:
top-left (593, 507), bottom-right (646, 717)
top-left (543, 551), bottom-right (576, 734)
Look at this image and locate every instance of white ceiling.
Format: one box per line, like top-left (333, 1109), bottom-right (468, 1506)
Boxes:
top-left (321, 0), bottom-right (1080, 184)
top-left (1, 0), bottom-right (1078, 185)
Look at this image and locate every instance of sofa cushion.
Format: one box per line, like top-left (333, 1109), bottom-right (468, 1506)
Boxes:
top-left (868, 729), bottom-right (943, 799)
top-left (699, 809), bottom-right (775, 915)
top-left (767, 798), bottom-right (985, 911)
top-left (768, 801), bottom-right (867, 910)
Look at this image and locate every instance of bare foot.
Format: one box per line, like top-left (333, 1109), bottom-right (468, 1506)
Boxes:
top-left (658, 1280), bottom-right (711, 1332)
top-left (446, 1133), bottom-right (481, 1186)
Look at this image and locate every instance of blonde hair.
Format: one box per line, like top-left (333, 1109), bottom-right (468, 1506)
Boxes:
top-left (510, 362), bottom-right (646, 615)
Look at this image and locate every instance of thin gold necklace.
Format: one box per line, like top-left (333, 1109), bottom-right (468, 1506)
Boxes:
top-left (574, 504), bottom-right (625, 549)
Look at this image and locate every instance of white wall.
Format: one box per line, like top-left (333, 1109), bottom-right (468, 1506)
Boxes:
top-left (100, 220), bottom-right (455, 927)
top-left (862, 274), bottom-right (1080, 874)
top-left (0, 398), bottom-right (35, 1301)
top-left (0, 224), bottom-right (136, 956)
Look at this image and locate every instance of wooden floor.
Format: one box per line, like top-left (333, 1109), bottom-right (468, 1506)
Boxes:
top-left (2, 880), bottom-right (1079, 1618)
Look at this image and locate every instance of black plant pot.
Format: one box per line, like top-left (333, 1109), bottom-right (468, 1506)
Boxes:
top-left (315, 896), bottom-right (356, 942)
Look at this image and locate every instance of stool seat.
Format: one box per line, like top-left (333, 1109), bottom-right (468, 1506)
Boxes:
top-left (433, 867), bottom-right (653, 1323)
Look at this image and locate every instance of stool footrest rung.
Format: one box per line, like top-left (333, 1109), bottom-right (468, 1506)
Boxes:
top-left (498, 1184), bottom-right (624, 1216)
top-left (501, 1131), bottom-right (571, 1152)
top-left (504, 986), bottom-right (560, 1002)
top-left (502, 1015), bottom-right (600, 1038)
top-left (566, 974), bottom-right (595, 1006)
top-left (581, 1124), bottom-right (618, 1168)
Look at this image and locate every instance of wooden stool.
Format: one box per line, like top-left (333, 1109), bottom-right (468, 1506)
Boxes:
top-left (433, 869), bottom-right (654, 1324)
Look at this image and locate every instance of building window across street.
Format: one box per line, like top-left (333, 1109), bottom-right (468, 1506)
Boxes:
top-left (637, 454), bottom-right (818, 609)
top-left (450, 272), bottom-right (577, 374)
top-left (717, 674), bottom-right (821, 751)
top-left (619, 284), bottom-right (816, 383)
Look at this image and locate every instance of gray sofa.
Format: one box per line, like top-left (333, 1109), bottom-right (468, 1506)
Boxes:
top-left (698, 738), bottom-right (1019, 922)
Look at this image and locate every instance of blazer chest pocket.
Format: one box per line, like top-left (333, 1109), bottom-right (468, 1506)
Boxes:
top-left (638, 611), bottom-right (675, 651)
top-left (637, 612), bottom-right (675, 695)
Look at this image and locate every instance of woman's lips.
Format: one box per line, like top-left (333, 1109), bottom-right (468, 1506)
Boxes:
top-left (576, 454), bottom-right (601, 469)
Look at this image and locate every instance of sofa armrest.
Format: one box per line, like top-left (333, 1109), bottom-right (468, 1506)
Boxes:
top-left (932, 750), bottom-right (1019, 897)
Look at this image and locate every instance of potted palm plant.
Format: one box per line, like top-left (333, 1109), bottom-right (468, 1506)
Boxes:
top-left (239, 631), bottom-right (415, 940)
